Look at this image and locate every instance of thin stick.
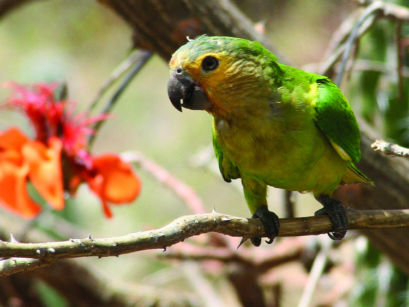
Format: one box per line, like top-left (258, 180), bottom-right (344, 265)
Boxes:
top-left (88, 50), bottom-right (152, 147)
top-left (396, 21), bottom-right (404, 101)
top-left (297, 239), bottom-right (334, 307)
top-left (371, 139), bottom-right (409, 158)
top-left (336, 2), bottom-right (383, 85)
top-left (283, 190), bottom-right (296, 218)
top-left (87, 50), bottom-right (142, 114)
top-left (0, 258), bottom-right (49, 275)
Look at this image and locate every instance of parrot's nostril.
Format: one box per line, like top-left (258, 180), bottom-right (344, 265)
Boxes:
top-left (176, 68), bottom-right (182, 74)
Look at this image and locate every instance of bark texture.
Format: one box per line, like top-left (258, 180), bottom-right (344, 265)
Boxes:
top-left (97, 0), bottom-right (283, 60)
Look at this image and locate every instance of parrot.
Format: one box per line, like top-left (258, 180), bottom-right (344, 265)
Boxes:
top-left (167, 35), bottom-right (372, 246)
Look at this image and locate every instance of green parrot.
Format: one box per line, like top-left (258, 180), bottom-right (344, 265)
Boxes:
top-left (167, 35), bottom-right (372, 246)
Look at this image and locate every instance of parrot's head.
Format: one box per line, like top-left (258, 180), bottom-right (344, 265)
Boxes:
top-left (167, 35), bottom-right (279, 118)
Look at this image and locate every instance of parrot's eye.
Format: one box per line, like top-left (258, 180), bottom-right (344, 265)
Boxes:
top-left (201, 56), bottom-right (219, 72)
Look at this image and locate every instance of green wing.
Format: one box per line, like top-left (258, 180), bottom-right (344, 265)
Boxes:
top-left (314, 78), bottom-right (361, 163)
top-left (212, 123), bottom-right (240, 182)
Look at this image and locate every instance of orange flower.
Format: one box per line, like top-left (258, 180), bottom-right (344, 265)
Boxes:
top-left (0, 128), bottom-right (41, 218)
top-left (1, 83), bottom-right (141, 218)
top-left (85, 155), bottom-right (141, 218)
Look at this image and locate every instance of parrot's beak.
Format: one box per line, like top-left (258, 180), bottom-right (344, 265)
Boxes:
top-left (167, 68), bottom-right (211, 112)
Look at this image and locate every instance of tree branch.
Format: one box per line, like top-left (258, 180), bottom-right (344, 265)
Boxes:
top-left (371, 139), bottom-right (409, 158)
top-left (0, 258), bottom-right (49, 275)
top-left (0, 209), bottom-right (408, 276)
top-left (97, 0), bottom-right (285, 61)
top-left (160, 240), bottom-right (303, 272)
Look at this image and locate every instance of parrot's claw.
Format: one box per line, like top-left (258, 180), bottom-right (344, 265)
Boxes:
top-left (250, 206), bottom-right (280, 246)
top-left (237, 237), bottom-right (248, 249)
top-left (251, 237), bottom-right (262, 246)
top-left (315, 195), bottom-right (348, 240)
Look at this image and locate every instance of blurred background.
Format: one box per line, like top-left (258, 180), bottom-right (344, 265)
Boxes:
top-left (0, 0), bottom-right (408, 306)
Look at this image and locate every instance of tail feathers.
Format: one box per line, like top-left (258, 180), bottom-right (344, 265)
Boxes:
top-left (342, 163), bottom-right (374, 185)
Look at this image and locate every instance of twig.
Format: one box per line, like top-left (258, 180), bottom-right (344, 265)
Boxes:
top-left (371, 139), bottom-right (409, 158)
top-left (256, 244), bottom-right (303, 273)
top-left (396, 21), bottom-right (404, 101)
top-left (87, 49), bottom-right (142, 114)
top-left (298, 238), bottom-right (334, 307)
top-left (161, 245), bottom-right (299, 269)
top-left (283, 190), bottom-right (296, 218)
top-left (272, 284), bottom-right (282, 307)
top-left (182, 262), bottom-right (225, 307)
top-left (303, 59), bottom-right (409, 82)
top-left (324, 11), bottom-right (361, 60)
top-left (321, 0), bottom-right (409, 78)
top-left (379, 1), bottom-right (409, 22)
top-left (88, 50), bottom-right (152, 147)
top-left (0, 258), bottom-right (49, 275)
top-left (0, 209), bottom-right (408, 276)
top-left (321, 5), bottom-right (381, 77)
top-left (160, 237), bottom-right (306, 272)
top-left (159, 246), bottom-right (247, 264)
top-left (335, 1), bottom-right (383, 85)
top-left (227, 262), bottom-right (266, 307)
top-left (355, 0), bottom-right (409, 22)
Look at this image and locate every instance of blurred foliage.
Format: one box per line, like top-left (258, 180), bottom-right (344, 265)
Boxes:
top-left (35, 280), bottom-right (68, 307)
top-left (351, 238), bottom-right (409, 307)
top-left (350, 0), bottom-right (409, 146)
top-left (348, 0), bottom-right (409, 305)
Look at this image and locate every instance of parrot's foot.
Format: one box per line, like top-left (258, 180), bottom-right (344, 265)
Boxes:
top-left (315, 195), bottom-right (348, 240)
top-left (250, 206), bottom-right (280, 246)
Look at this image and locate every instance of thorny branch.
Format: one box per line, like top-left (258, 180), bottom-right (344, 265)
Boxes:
top-left (0, 258), bottom-right (47, 276)
top-left (0, 209), bottom-right (409, 276)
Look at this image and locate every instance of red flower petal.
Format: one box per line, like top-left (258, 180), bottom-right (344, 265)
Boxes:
top-left (22, 137), bottom-right (65, 210)
top-left (93, 154), bottom-right (141, 203)
top-left (0, 158), bottom-right (41, 218)
top-left (3, 82), bottom-right (142, 219)
top-left (0, 128), bottom-right (29, 151)
top-left (87, 154), bottom-right (141, 217)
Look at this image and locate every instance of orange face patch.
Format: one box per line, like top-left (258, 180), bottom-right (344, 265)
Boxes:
top-left (169, 48), bottom-right (242, 117)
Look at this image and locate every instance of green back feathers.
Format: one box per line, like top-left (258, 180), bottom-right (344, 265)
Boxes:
top-left (314, 78), bottom-right (372, 184)
top-left (277, 64), bottom-right (362, 165)
top-left (315, 78), bottom-right (361, 163)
